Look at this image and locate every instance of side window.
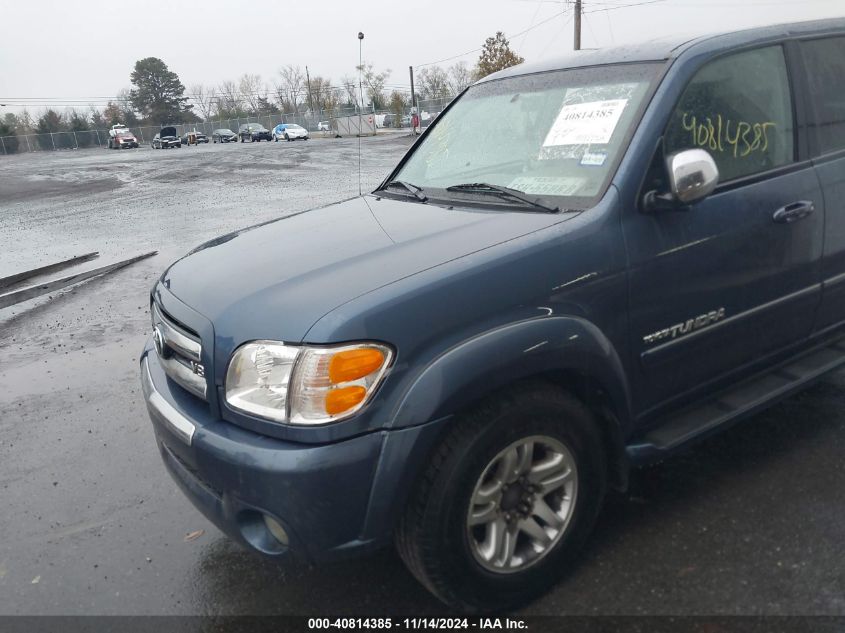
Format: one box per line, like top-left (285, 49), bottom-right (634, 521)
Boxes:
top-left (665, 45), bottom-right (794, 182)
top-left (801, 36), bottom-right (845, 155)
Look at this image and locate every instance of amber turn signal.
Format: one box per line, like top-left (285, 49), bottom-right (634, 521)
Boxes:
top-left (325, 385), bottom-right (368, 415)
top-left (328, 348), bottom-right (386, 384)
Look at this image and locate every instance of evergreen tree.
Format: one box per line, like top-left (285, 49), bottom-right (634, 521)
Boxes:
top-left (473, 32), bottom-right (525, 80)
top-left (0, 115), bottom-right (19, 154)
top-left (129, 57), bottom-right (193, 123)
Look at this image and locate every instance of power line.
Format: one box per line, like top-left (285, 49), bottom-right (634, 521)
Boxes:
top-left (520, 0), bottom-right (549, 49)
top-left (417, 7), bottom-right (571, 68)
top-left (583, 9), bottom-right (600, 46)
top-left (539, 13), bottom-right (574, 57)
top-left (415, 0), bottom-right (663, 68)
top-left (583, 0), bottom-right (666, 13)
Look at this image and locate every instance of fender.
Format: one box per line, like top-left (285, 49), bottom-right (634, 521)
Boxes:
top-left (391, 315), bottom-right (632, 432)
top-left (359, 315), bottom-right (633, 546)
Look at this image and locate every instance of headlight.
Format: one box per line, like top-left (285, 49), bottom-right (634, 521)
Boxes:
top-left (225, 341), bottom-right (393, 425)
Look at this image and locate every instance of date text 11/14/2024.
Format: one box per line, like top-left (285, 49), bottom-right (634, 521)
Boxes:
top-left (306, 617), bottom-right (528, 630)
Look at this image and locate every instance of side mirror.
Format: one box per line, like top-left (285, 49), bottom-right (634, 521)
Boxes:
top-left (667, 148), bottom-right (719, 204)
top-left (643, 148), bottom-right (719, 212)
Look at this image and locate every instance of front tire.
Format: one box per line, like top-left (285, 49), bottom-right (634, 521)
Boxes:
top-left (395, 382), bottom-right (606, 612)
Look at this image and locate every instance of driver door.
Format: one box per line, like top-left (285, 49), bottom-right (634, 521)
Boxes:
top-left (623, 44), bottom-right (824, 416)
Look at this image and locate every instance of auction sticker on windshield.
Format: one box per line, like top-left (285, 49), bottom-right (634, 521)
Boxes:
top-left (508, 176), bottom-right (585, 196)
top-left (543, 99), bottom-right (628, 147)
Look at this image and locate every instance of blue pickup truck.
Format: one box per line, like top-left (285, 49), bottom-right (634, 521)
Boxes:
top-left (141, 19), bottom-right (845, 611)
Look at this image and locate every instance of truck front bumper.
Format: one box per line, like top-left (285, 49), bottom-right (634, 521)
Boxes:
top-left (140, 349), bottom-right (449, 563)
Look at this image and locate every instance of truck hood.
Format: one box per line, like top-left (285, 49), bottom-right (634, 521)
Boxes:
top-left (160, 195), bottom-right (571, 343)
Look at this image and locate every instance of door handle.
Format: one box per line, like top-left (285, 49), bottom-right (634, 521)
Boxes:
top-left (773, 201), bottom-right (815, 224)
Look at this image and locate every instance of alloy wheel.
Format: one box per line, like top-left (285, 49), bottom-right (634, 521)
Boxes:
top-left (466, 435), bottom-right (578, 574)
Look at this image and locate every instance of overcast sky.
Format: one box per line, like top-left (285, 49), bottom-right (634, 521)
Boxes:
top-left (1, 0), bottom-right (841, 114)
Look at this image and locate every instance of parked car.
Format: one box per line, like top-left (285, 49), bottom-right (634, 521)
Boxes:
top-left (141, 19), bottom-right (845, 612)
top-left (317, 120), bottom-right (331, 131)
top-left (238, 123), bottom-right (272, 142)
top-left (107, 124), bottom-right (139, 149)
top-left (421, 111), bottom-right (440, 127)
top-left (212, 128), bottom-right (238, 143)
top-left (180, 130), bottom-right (209, 145)
top-left (151, 126), bottom-right (181, 149)
top-left (381, 114), bottom-right (396, 128)
top-left (400, 114), bottom-right (411, 127)
top-left (273, 123), bottom-right (309, 141)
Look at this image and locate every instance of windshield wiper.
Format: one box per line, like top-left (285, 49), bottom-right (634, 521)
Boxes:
top-left (445, 182), bottom-right (560, 213)
top-left (382, 180), bottom-right (428, 202)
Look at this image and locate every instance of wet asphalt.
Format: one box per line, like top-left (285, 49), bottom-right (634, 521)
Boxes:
top-left (1, 136), bottom-right (843, 616)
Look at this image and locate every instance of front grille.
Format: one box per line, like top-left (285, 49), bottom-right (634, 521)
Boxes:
top-left (151, 302), bottom-right (208, 401)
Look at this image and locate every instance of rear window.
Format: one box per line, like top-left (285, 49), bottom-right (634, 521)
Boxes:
top-left (801, 36), bottom-right (845, 155)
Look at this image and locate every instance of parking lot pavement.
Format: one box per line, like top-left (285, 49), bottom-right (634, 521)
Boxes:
top-left (1, 136), bottom-right (844, 616)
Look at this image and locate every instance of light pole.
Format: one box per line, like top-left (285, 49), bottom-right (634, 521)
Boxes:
top-left (358, 31), bottom-right (364, 131)
top-left (357, 31), bottom-right (365, 196)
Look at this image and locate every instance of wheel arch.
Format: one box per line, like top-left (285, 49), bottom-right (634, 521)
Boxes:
top-left (361, 317), bottom-right (633, 545)
top-left (391, 316), bottom-right (632, 436)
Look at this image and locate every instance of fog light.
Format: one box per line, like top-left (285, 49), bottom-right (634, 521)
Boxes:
top-left (263, 515), bottom-right (289, 546)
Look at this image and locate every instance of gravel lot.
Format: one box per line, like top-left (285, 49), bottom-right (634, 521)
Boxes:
top-left (1, 136), bottom-right (844, 616)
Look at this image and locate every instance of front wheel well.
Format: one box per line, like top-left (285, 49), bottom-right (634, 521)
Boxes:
top-left (448, 371), bottom-right (630, 492)
top-left (539, 370), bottom-right (630, 492)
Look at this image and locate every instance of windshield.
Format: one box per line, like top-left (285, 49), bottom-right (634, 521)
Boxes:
top-left (218, 129), bottom-right (234, 134)
top-left (392, 63), bottom-right (660, 207)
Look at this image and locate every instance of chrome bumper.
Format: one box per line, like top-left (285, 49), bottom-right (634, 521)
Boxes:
top-left (141, 356), bottom-right (196, 446)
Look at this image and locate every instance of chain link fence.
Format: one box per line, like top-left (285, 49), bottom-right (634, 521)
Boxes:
top-left (0, 96), bottom-right (455, 155)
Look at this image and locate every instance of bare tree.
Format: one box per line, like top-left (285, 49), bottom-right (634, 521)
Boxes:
top-left (115, 88), bottom-right (139, 125)
top-left (356, 62), bottom-right (391, 110)
top-left (417, 66), bottom-right (451, 100)
top-left (447, 62), bottom-right (472, 95)
top-left (307, 76), bottom-right (338, 114)
top-left (340, 75), bottom-right (358, 107)
top-left (239, 73), bottom-right (267, 115)
top-left (217, 80), bottom-right (244, 117)
top-left (276, 65), bottom-right (305, 114)
top-left (189, 84), bottom-right (217, 121)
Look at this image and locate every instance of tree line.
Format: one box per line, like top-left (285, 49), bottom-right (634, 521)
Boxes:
top-left (0, 31), bottom-right (523, 153)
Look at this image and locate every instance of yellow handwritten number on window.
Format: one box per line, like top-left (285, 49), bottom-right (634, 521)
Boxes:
top-left (682, 112), bottom-right (776, 159)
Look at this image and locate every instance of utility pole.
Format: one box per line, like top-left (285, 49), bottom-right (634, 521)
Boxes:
top-left (409, 66), bottom-right (417, 136)
top-left (305, 65), bottom-right (314, 114)
top-left (574, 0), bottom-right (582, 51)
